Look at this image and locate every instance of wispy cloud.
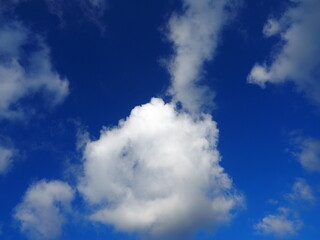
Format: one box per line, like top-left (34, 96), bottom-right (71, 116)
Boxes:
top-left (255, 178), bottom-right (315, 238)
top-left (44, 0), bottom-right (107, 27)
top-left (248, 0), bottom-right (320, 107)
top-left (255, 207), bottom-right (302, 238)
top-left (1, 0), bottom-right (106, 18)
top-left (285, 178), bottom-right (315, 203)
top-left (167, 0), bottom-right (236, 113)
top-left (294, 137), bottom-right (320, 173)
top-left (14, 180), bottom-right (74, 240)
top-left (0, 21), bottom-right (69, 120)
top-left (0, 145), bottom-right (15, 175)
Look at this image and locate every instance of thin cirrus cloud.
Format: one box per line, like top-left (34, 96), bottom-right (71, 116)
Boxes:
top-left (0, 21), bottom-right (69, 120)
top-left (77, 0), bottom-right (243, 238)
top-left (0, 0), bottom-right (106, 18)
top-left (14, 180), bottom-right (74, 240)
top-left (247, 0), bottom-right (320, 107)
top-left (255, 178), bottom-right (314, 238)
top-left (43, 0), bottom-right (107, 25)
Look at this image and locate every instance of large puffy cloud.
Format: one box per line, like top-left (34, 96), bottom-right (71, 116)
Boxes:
top-left (0, 145), bottom-right (14, 175)
top-left (77, 0), bottom-right (243, 238)
top-left (248, 0), bottom-right (320, 106)
top-left (14, 180), bottom-right (74, 240)
top-left (255, 208), bottom-right (302, 238)
top-left (78, 98), bottom-right (243, 238)
top-left (167, 0), bottom-right (235, 113)
top-left (0, 21), bottom-right (69, 120)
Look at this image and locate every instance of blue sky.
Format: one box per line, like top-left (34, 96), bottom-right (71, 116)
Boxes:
top-left (0, 0), bottom-right (320, 239)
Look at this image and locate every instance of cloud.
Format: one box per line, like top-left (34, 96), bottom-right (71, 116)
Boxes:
top-left (247, 0), bottom-right (320, 106)
top-left (0, 0), bottom-right (106, 21)
top-left (167, 0), bottom-right (236, 112)
top-left (255, 178), bottom-right (314, 238)
top-left (0, 21), bottom-right (69, 120)
top-left (286, 178), bottom-right (315, 203)
top-left (76, 1), bottom-right (243, 238)
top-left (14, 180), bottom-right (74, 240)
top-left (78, 98), bottom-right (243, 239)
top-left (44, 0), bottom-right (107, 25)
top-left (262, 18), bottom-right (281, 37)
top-left (255, 208), bottom-right (302, 238)
top-left (0, 145), bottom-right (14, 175)
top-left (295, 137), bottom-right (320, 173)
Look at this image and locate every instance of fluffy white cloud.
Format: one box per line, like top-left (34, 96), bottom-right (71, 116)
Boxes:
top-left (78, 98), bottom-right (243, 238)
top-left (255, 208), bottom-right (302, 238)
top-left (248, 0), bottom-right (320, 106)
top-left (167, 0), bottom-right (235, 112)
top-left (286, 178), bottom-right (315, 202)
top-left (0, 21), bottom-right (69, 120)
top-left (0, 145), bottom-right (14, 175)
top-left (14, 180), bottom-right (74, 240)
top-left (295, 137), bottom-right (320, 173)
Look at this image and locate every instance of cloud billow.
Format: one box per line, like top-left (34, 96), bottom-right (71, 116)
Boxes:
top-left (13, 0), bottom-right (242, 239)
top-left (75, 0), bottom-right (243, 238)
top-left (78, 98), bottom-right (242, 238)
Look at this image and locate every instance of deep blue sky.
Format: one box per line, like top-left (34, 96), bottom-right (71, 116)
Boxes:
top-left (0, 0), bottom-right (319, 239)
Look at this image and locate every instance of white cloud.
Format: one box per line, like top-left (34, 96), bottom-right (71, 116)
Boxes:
top-left (0, 145), bottom-right (14, 175)
top-left (0, 21), bottom-right (69, 120)
top-left (255, 178), bottom-right (314, 238)
top-left (248, 0), bottom-right (320, 106)
top-left (286, 178), bottom-right (315, 202)
top-left (14, 180), bottom-right (74, 240)
top-left (295, 137), bottom-right (320, 173)
top-left (78, 98), bottom-right (243, 238)
top-left (255, 208), bottom-right (302, 238)
top-left (167, 0), bottom-right (235, 113)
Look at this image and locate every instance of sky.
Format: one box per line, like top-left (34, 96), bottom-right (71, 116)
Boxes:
top-left (0, 0), bottom-right (320, 240)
